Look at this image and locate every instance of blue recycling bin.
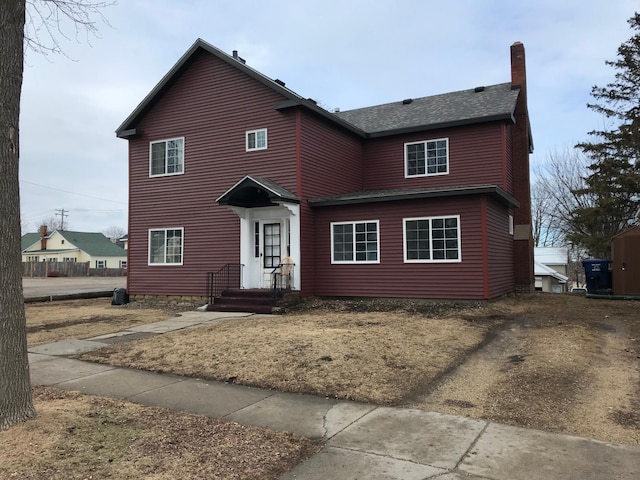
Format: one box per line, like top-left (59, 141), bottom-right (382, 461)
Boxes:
top-left (582, 259), bottom-right (613, 294)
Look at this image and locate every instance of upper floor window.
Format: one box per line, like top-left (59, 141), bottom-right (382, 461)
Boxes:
top-left (246, 129), bottom-right (267, 151)
top-left (404, 215), bottom-right (461, 262)
top-left (405, 138), bottom-right (448, 177)
top-left (149, 228), bottom-right (184, 265)
top-left (331, 220), bottom-right (379, 264)
top-left (150, 137), bottom-right (184, 177)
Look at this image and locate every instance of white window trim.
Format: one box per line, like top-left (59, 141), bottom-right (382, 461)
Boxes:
top-left (96, 260), bottom-right (106, 268)
top-left (246, 128), bottom-right (268, 151)
top-left (149, 137), bottom-right (185, 177)
top-left (403, 215), bottom-right (462, 263)
top-left (404, 137), bottom-right (449, 178)
top-left (331, 220), bottom-right (380, 264)
top-left (148, 227), bottom-right (184, 266)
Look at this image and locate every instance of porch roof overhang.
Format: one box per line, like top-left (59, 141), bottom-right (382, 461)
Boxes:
top-left (308, 184), bottom-right (520, 209)
top-left (217, 175), bottom-right (300, 208)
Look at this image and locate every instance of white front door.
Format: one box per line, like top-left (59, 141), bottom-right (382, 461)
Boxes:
top-left (234, 204), bottom-right (300, 290)
top-left (259, 221), bottom-right (282, 288)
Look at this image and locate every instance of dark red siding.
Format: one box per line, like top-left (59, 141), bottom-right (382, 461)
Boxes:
top-left (127, 51), bottom-right (297, 296)
top-left (313, 196), bottom-right (495, 299)
top-left (362, 123), bottom-right (508, 192)
top-left (485, 197), bottom-right (515, 297)
top-left (298, 112), bottom-right (364, 295)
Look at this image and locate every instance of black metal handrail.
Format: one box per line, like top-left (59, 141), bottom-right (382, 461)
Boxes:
top-left (270, 262), bottom-right (295, 305)
top-left (207, 263), bottom-right (243, 304)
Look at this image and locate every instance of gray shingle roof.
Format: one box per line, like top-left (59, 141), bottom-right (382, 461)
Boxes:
top-left (117, 39), bottom-right (524, 142)
top-left (309, 185), bottom-right (519, 208)
top-left (334, 83), bottom-right (519, 136)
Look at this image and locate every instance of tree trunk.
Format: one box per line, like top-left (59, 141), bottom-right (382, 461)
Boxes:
top-left (0, 0), bottom-right (35, 430)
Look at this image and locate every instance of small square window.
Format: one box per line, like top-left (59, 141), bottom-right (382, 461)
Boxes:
top-left (150, 137), bottom-right (184, 177)
top-left (246, 129), bottom-right (267, 151)
top-left (331, 221), bottom-right (379, 264)
top-left (149, 228), bottom-right (184, 265)
top-left (405, 138), bottom-right (449, 177)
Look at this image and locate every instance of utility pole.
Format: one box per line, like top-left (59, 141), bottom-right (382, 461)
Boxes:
top-left (55, 208), bottom-right (68, 230)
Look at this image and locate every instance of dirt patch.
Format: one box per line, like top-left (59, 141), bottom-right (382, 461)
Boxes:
top-left (0, 386), bottom-right (319, 479)
top-left (75, 294), bottom-right (640, 446)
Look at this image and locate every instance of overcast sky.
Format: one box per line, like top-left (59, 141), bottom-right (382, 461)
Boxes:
top-left (19, 0), bottom-right (637, 234)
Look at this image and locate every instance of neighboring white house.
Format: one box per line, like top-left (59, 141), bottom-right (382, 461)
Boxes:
top-left (534, 247), bottom-right (569, 293)
top-left (22, 227), bottom-right (127, 269)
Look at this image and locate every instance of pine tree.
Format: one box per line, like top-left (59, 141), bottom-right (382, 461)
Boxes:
top-left (573, 12), bottom-right (640, 258)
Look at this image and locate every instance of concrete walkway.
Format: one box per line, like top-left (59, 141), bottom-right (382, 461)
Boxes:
top-left (28, 311), bottom-right (639, 480)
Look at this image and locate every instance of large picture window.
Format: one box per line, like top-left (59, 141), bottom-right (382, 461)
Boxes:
top-left (331, 221), bottom-right (379, 263)
top-left (405, 138), bottom-right (448, 177)
top-left (149, 228), bottom-right (184, 265)
top-left (404, 216), bottom-right (461, 262)
top-left (150, 137), bottom-right (184, 176)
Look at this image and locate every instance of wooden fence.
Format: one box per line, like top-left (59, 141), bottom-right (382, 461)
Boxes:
top-left (22, 261), bottom-right (126, 278)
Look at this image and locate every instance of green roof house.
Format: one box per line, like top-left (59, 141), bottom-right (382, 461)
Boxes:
top-left (22, 226), bottom-right (127, 269)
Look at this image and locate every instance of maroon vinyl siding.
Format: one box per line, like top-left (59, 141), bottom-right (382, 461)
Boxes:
top-left (485, 197), bottom-right (515, 297)
top-left (298, 112), bottom-right (364, 295)
top-left (127, 51), bottom-right (297, 296)
top-left (363, 123), bottom-right (507, 192)
top-left (313, 196), bottom-right (489, 299)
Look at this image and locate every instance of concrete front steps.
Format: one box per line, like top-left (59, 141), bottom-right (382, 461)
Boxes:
top-left (206, 289), bottom-right (273, 314)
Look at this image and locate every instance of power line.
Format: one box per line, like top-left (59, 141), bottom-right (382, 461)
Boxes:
top-left (55, 208), bottom-right (69, 230)
top-left (19, 179), bottom-right (127, 205)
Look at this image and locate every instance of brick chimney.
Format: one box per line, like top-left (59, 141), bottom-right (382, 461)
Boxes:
top-left (40, 225), bottom-right (48, 250)
top-left (510, 42), bottom-right (534, 293)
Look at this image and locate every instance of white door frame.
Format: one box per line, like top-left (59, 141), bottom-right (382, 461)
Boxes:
top-left (232, 203), bottom-right (300, 290)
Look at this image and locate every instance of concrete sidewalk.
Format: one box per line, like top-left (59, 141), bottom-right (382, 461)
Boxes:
top-left (28, 311), bottom-right (639, 480)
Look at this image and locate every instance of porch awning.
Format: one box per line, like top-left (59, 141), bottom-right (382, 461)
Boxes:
top-left (217, 175), bottom-right (300, 208)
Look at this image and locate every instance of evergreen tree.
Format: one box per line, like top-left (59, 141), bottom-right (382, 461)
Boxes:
top-left (574, 12), bottom-right (640, 258)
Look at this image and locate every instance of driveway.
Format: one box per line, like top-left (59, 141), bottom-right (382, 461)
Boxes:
top-left (23, 277), bottom-right (126, 300)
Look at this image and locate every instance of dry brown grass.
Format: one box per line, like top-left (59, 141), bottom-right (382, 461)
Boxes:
top-left (25, 299), bottom-right (175, 346)
top-left (78, 309), bottom-right (499, 404)
top-left (75, 294), bottom-right (640, 446)
top-left (0, 386), bottom-right (319, 480)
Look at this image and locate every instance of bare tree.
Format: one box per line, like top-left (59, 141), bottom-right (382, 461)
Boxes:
top-left (1, 0), bottom-right (113, 430)
top-left (0, 0), bottom-right (34, 431)
top-left (103, 225), bottom-right (126, 242)
top-left (35, 214), bottom-right (69, 232)
top-left (531, 148), bottom-right (594, 247)
top-left (25, 0), bottom-right (113, 56)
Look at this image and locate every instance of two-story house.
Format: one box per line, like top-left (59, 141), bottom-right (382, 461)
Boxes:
top-left (22, 226), bottom-right (127, 269)
top-left (116, 39), bottom-right (534, 305)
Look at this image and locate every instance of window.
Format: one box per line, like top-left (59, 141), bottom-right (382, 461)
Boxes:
top-left (404, 216), bottom-right (461, 262)
top-left (246, 129), bottom-right (267, 151)
top-left (254, 222), bottom-right (260, 258)
top-left (331, 221), bottom-right (379, 263)
top-left (96, 260), bottom-right (106, 268)
top-left (149, 228), bottom-right (184, 265)
top-left (405, 138), bottom-right (448, 177)
top-left (120, 260), bottom-right (127, 269)
top-left (150, 137), bottom-right (184, 176)
top-left (63, 257), bottom-right (76, 262)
